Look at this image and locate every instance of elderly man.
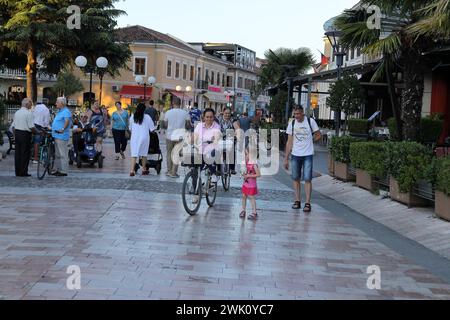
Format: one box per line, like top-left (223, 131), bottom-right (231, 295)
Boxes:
top-left (12, 98), bottom-right (35, 177)
top-left (32, 101), bottom-right (50, 164)
top-left (51, 97), bottom-right (72, 177)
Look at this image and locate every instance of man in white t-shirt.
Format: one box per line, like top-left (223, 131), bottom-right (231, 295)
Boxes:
top-left (284, 105), bottom-right (322, 213)
top-left (32, 102), bottom-right (50, 164)
top-left (163, 99), bottom-right (191, 178)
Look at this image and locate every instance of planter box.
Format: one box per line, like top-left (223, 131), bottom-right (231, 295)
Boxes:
top-left (435, 191), bottom-right (450, 221)
top-left (356, 169), bottom-right (377, 192)
top-left (328, 154), bottom-right (335, 176)
top-left (334, 161), bottom-right (355, 182)
top-left (389, 177), bottom-right (428, 207)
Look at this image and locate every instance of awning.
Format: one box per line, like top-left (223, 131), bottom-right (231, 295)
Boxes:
top-left (203, 93), bottom-right (228, 104)
top-left (166, 89), bottom-right (193, 101)
top-left (119, 85), bottom-right (153, 99)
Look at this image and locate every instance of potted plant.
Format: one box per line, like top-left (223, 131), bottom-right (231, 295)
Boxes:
top-left (350, 142), bottom-right (387, 192)
top-left (435, 157), bottom-right (450, 221)
top-left (330, 136), bottom-right (360, 181)
top-left (385, 142), bottom-right (432, 207)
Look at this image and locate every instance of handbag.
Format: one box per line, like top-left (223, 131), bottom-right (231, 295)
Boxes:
top-left (117, 112), bottom-right (131, 139)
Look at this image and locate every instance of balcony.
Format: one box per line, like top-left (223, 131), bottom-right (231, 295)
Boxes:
top-left (0, 68), bottom-right (57, 82)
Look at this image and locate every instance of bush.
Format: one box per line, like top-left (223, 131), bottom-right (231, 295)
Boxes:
top-left (330, 136), bottom-right (362, 163)
top-left (350, 142), bottom-right (387, 178)
top-left (436, 157), bottom-right (450, 196)
top-left (348, 119), bottom-right (369, 135)
top-left (387, 116), bottom-right (444, 143)
top-left (385, 142), bottom-right (433, 193)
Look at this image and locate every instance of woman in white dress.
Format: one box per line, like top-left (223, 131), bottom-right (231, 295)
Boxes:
top-left (129, 103), bottom-right (155, 176)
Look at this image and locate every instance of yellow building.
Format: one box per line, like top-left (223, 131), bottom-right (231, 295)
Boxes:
top-left (72, 25), bottom-right (232, 114)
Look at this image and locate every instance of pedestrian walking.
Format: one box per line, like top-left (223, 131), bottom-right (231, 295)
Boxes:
top-left (218, 107), bottom-right (241, 175)
top-left (111, 102), bottom-right (129, 160)
top-left (129, 103), bottom-right (155, 177)
top-left (239, 112), bottom-right (252, 133)
top-left (51, 97), bottom-right (72, 177)
top-left (189, 102), bottom-right (202, 132)
top-left (12, 98), bottom-right (35, 177)
top-left (284, 105), bottom-right (322, 212)
top-left (240, 147), bottom-right (261, 220)
top-left (145, 100), bottom-right (159, 125)
top-left (163, 99), bottom-right (191, 178)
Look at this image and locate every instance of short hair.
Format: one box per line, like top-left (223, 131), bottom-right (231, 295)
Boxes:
top-left (243, 112), bottom-right (248, 117)
top-left (293, 104), bottom-right (304, 111)
top-left (115, 101), bottom-right (122, 107)
top-left (223, 107), bottom-right (232, 113)
top-left (203, 108), bottom-right (215, 117)
top-left (22, 98), bottom-right (32, 108)
top-left (56, 97), bottom-right (67, 106)
top-left (194, 102), bottom-right (199, 108)
top-left (149, 100), bottom-right (154, 106)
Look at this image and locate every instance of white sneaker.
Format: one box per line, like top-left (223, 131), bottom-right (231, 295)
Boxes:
top-left (33, 160), bottom-right (39, 164)
top-left (115, 155), bottom-right (120, 160)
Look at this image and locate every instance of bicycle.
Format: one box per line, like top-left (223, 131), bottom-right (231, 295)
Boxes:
top-left (219, 136), bottom-right (234, 192)
top-left (37, 128), bottom-right (55, 180)
top-left (181, 144), bottom-right (218, 216)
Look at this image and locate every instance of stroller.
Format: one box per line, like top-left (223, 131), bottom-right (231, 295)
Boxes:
top-left (134, 131), bottom-right (163, 174)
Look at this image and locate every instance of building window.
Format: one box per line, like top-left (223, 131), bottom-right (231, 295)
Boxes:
top-left (351, 49), bottom-right (355, 60)
top-left (217, 72), bottom-right (220, 86)
top-left (211, 71), bottom-right (215, 85)
top-left (183, 64), bottom-right (187, 80)
top-left (238, 77), bottom-right (243, 88)
top-left (357, 48), bottom-right (361, 57)
top-left (175, 62), bottom-right (180, 78)
top-left (190, 66), bottom-right (195, 81)
top-left (205, 69), bottom-right (209, 82)
top-left (227, 76), bottom-right (233, 87)
top-left (198, 67), bottom-right (202, 80)
top-left (222, 74), bottom-right (226, 87)
top-left (167, 60), bottom-right (172, 77)
top-left (134, 58), bottom-right (146, 75)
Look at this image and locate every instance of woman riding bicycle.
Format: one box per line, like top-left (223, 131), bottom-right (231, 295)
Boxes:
top-left (218, 107), bottom-right (240, 175)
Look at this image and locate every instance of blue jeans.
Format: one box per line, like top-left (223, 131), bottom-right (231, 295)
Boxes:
top-left (291, 155), bottom-right (313, 182)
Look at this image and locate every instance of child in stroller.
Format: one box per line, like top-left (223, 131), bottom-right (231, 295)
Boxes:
top-left (134, 131), bottom-right (163, 174)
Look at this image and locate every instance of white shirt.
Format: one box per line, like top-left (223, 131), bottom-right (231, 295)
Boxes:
top-left (164, 108), bottom-right (190, 141)
top-left (287, 117), bottom-right (320, 157)
top-left (12, 107), bottom-right (34, 132)
top-left (33, 103), bottom-right (50, 127)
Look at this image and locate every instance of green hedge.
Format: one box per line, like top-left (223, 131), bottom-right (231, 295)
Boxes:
top-left (348, 119), bottom-right (369, 135)
top-left (350, 142), bottom-right (387, 178)
top-left (330, 136), bottom-right (362, 163)
top-left (387, 116), bottom-right (444, 143)
top-left (436, 157), bottom-right (450, 196)
top-left (385, 142), bottom-right (432, 193)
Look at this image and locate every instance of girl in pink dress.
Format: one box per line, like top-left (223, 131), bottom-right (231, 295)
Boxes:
top-left (240, 148), bottom-right (261, 220)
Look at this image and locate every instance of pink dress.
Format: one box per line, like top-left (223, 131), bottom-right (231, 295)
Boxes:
top-left (242, 162), bottom-right (258, 196)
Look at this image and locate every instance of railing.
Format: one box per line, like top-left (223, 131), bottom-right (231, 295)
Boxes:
top-left (413, 180), bottom-right (435, 202)
top-left (0, 68), bottom-right (57, 81)
top-left (1, 104), bottom-right (20, 127)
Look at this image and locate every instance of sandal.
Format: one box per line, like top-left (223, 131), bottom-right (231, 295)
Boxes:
top-left (239, 211), bottom-right (246, 218)
top-left (292, 201), bottom-right (301, 210)
top-left (129, 172), bottom-right (135, 177)
top-left (303, 203), bottom-right (312, 213)
top-left (248, 212), bottom-right (258, 221)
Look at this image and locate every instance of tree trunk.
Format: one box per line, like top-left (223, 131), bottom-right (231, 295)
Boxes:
top-left (401, 51), bottom-right (424, 142)
top-left (26, 42), bottom-right (38, 103)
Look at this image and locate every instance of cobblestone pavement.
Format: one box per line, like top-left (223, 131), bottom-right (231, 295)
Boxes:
top-left (1, 138), bottom-right (450, 300)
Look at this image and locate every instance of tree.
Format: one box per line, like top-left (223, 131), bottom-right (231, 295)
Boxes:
top-left (334, 0), bottom-right (450, 141)
top-left (326, 74), bottom-right (365, 133)
top-left (52, 70), bottom-right (84, 97)
top-left (0, 0), bottom-right (131, 102)
top-left (268, 89), bottom-right (288, 124)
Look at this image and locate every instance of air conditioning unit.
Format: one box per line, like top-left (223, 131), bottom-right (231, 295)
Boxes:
top-left (112, 85), bottom-right (120, 92)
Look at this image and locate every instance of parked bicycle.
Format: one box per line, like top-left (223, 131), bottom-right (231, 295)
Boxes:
top-left (37, 128), bottom-right (55, 180)
top-left (181, 144), bottom-right (218, 216)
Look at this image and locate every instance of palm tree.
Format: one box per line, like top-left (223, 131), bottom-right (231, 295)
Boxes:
top-left (408, 0), bottom-right (450, 39)
top-left (335, 0), bottom-right (437, 141)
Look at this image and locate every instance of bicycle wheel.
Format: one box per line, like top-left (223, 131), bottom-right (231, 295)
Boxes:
top-left (205, 174), bottom-right (218, 207)
top-left (221, 164), bottom-right (231, 191)
top-left (37, 146), bottom-right (48, 180)
top-left (182, 169), bottom-right (202, 215)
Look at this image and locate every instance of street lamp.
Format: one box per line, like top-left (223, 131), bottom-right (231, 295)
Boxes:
top-left (135, 75), bottom-right (156, 101)
top-left (176, 85), bottom-right (192, 108)
top-left (75, 55), bottom-right (108, 108)
top-left (325, 26), bottom-right (346, 136)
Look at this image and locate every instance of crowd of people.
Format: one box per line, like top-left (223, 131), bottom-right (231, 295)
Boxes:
top-left (4, 97), bottom-right (322, 218)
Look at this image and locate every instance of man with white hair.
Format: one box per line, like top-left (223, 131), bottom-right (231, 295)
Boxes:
top-left (12, 98), bottom-right (35, 177)
top-left (51, 97), bottom-right (72, 176)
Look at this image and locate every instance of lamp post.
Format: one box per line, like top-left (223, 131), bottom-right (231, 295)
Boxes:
top-left (135, 75), bottom-right (156, 102)
top-left (325, 28), bottom-right (346, 137)
top-left (176, 85), bottom-right (192, 109)
top-left (75, 55), bottom-right (109, 109)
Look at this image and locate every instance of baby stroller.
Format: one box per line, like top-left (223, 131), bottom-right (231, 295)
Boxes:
top-left (134, 131), bottom-right (163, 174)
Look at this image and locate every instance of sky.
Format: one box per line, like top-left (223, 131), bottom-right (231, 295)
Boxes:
top-left (115, 0), bottom-right (357, 61)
